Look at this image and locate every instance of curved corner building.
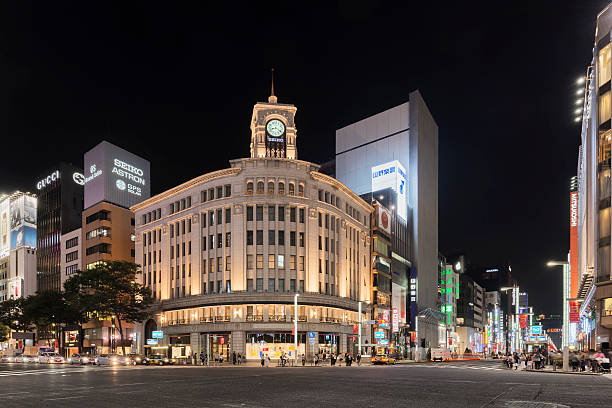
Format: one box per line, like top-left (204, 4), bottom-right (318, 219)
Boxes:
top-left (132, 93), bottom-right (372, 361)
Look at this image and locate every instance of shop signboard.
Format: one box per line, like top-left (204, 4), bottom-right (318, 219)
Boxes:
top-left (371, 160), bottom-right (407, 221)
top-left (363, 320), bottom-right (375, 325)
top-left (308, 331), bottom-right (316, 345)
top-left (519, 315), bottom-right (528, 329)
top-left (569, 301), bottom-right (580, 323)
top-left (147, 339), bottom-right (158, 345)
top-left (531, 326), bottom-right (542, 335)
top-left (152, 330), bottom-right (163, 338)
top-left (392, 308), bottom-right (399, 333)
top-left (374, 331), bottom-right (384, 339)
top-left (377, 339), bottom-right (389, 345)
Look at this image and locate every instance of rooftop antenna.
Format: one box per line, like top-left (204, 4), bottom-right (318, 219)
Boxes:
top-left (268, 68), bottom-right (277, 103)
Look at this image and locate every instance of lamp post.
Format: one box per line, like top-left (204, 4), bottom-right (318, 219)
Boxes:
top-left (547, 259), bottom-right (570, 372)
top-left (294, 293), bottom-right (299, 365)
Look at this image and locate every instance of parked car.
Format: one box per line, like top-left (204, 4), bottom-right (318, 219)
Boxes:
top-left (370, 354), bottom-right (396, 365)
top-left (144, 355), bottom-right (174, 366)
top-left (0, 354), bottom-right (13, 363)
top-left (38, 352), bottom-right (65, 364)
top-left (94, 354), bottom-right (131, 366)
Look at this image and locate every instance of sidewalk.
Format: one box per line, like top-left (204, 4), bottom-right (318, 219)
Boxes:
top-left (520, 364), bottom-right (602, 375)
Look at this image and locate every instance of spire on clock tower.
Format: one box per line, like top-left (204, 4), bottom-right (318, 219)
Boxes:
top-left (250, 72), bottom-right (298, 160)
top-left (268, 68), bottom-right (277, 104)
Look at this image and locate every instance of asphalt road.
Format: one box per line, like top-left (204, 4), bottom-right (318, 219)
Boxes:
top-left (1, 359), bottom-right (610, 407)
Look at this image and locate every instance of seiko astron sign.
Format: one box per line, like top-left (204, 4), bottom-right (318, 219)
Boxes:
top-left (84, 141), bottom-right (151, 209)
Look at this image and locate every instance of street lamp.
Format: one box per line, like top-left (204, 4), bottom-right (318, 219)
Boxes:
top-left (294, 293), bottom-right (299, 365)
top-left (547, 259), bottom-right (570, 372)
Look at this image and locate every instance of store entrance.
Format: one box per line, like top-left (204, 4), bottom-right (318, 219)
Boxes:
top-left (201, 333), bottom-right (231, 362)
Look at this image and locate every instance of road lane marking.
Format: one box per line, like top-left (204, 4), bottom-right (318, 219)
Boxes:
top-left (46, 396), bottom-right (87, 401)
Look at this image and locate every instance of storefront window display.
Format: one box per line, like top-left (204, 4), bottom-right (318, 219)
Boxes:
top-left (201, 333), bottom-right (231, 361)
top-left (246, 332), bottom-right (306, 360)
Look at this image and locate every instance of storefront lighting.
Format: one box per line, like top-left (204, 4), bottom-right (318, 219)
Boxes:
top-left (574, 117), bottom-right (582, 123)
top-left (575, 98), bottom-right (583, 105)
top-left (233, 308), bottom-right (243, 318)
top-left (576, 77), bottom-right (585, 85)
top-left (575, 89), bottom-right (582, 95)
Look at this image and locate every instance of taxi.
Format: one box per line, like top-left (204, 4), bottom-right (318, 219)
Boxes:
top-left (370, 354), bottom-right (396, 365)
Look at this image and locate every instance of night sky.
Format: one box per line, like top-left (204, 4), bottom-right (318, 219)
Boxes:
top-left (1, 2), bottom-right (607, 314)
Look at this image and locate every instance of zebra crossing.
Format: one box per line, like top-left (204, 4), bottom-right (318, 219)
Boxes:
top-left (0, 365), bottom-right (151, 377)
top-left (418, 362), bottom-right (507, 371)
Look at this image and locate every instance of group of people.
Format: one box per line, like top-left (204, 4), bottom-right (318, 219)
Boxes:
top-left (569, 349), bottom-right (610, 373)
top-left (505, 350), bottom-right (546, 370)
top-left (313, 351), bottom-right (361, 366)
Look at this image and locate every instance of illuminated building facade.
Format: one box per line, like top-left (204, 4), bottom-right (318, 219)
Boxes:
top-left (133, 93), bottom-right (372, 361)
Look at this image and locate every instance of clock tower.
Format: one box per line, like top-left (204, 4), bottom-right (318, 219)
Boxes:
top-left (250, 76), bottom-right (297, 159)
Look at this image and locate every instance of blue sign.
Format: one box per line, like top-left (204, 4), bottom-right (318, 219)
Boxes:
top-left (147, 338), bottom-right (158, 345)
top-left (374, 331), bottom-right (384, 339)
top-left (152, 330), bottom-right (163, 338)
top-left (307, 331), bottom-right (316, 339)
top-left (377, 339), bottom-right (389, 345)
top-left (531, 326), bottom-right (542, 335)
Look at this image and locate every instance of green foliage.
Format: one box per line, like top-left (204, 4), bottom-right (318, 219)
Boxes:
top-left (0, 297), bottom-right (35, 332)
top-left (0, 323), bottom-right (10, 343)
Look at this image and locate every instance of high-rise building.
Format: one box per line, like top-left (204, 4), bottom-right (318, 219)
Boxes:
top-left (575, 3), bottom-right (612, 351)
top-left (335, 91), bottom-right (438, 349)
top-left (36, 163), bottom-right (84, 293)
top-left (132, 91), bottom-right (373, 360)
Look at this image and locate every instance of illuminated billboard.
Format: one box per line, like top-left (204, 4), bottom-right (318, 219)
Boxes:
top-left (10, 195), bottom-right (37, 250)
top-left (371, 160), bottom-right (407, 221)
top-left (0, 197), bottom-right (9, 257)
top-left (84, 141), bottom-right (151, 209)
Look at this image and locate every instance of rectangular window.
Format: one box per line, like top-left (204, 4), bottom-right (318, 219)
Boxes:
top-left (318, 236), bottom-right (322, 250)
top-left (247, 279), bottom-right (253, 292)
top-left (66, 251), bottom-right (78, 262)
top-left (210, 258), bottom-right (214, 273)
top-left (66, 237), bottom-right (78, 249)
top-left (216, 186), bottom-right (223, 199)
top-left (278, 206), bottom-right (285, 221)
top-left (225, 184), bottom-right (231, 197)
top-left (247, 230), bottom-right (253, 245)
top-left (278, 254), bottom-right (284, 269)
top-left (290, 231), bottom-right (296, 246)
top-left (268, 254), bottom-right (275, 269)
top-left (290, 207), bottom-right (296, 222)
top-left (225, 232), bottom-right (231, 247)
top-left (319, 259), bottom-right (322, 273)
top-left (256, 205), bottom-right (263, 221)
top-left (201, 190), bottom-right (207, 202)
top-left (170, 246), bottom-right (174, 259)
top-left (217, 209), bottom-right (223, 224)
top-left (256, 278), bottom-right (263, 292)
top-left (209, 211), bottom-right (214, 226)
top-left (182, 242), bottom-right (186, 256)
top-left (217, 257), bottom-right (222, 272)
top-left (256, 230), bottom-right (263, 245)
top-left (601, 43), bottom-right (612, 86)
top-left (325, 237), bottom-right (329, 251)
top-left (299, 280), bottom-right (304, 293)
top-left (257, 254), bottom-right (264, 269)
top-left (209, 188), bottom-right (214, 200)
top-left (299, 232), bottom-right (304, 247)
top-left (278, 278), bottom-right (285, 292)
top-left (318, 213), bottom-right (322, 227)
top-left (299, 256), bottom-right (304, 271)
top-left (268, 278), bottom-right (275, 292)
top-left (217, 280), bottom-right (222, 293)
top-left (217, 233), bottom-right (222, 248)
top-left (201, 213), bottom-right (207, 228)
top-left (247, 255), bottom-right (254, 269)
top-left (325, 214), bottom-right (329, 228)
top-left (278, 231), bottom-right (285, 246)
top-left (601, 91), bottom-right (611, 124)
top-left (225, 208), bottom-right (231, 223)
top-left (268, 206), bottom-right (275, 221)
top-left (247, 206), bottom-right (253, 221)
top-left (202, 282), bottom-right (207, 294)
top-left (290, 279), bottom-right (296, 292)
top-left (226, 256), bottom-right (231, 271)
top-left (210, 281), bottom-right (214, 293)
top-left (201, 236), bottom-right (206, 250)
top-left (268, 230), bottom-right (275, 245)
top-left (209, 235), bottom-right (214, 249)
top-left (188, 241), bottom-right (192, 255)
top-left (299, 208), bottom-right (304, 223)
top-left (325, 260), bottom-right (329, 274)
top-left (290, 255), bottom-right (296, 270)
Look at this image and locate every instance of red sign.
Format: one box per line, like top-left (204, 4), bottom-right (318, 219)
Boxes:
top-left (569, 301), bottom-right (580, 323)
top-left (353, 324), bottom-right (358, 334)
top-left (519, 315), bottom-right (528, 328)
top-left (219, 337), bottom-right (225, 344)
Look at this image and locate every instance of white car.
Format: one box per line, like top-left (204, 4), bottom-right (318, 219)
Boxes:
top-left (94, 354), bottom-right (130, 366)
top-left (15, 354), bottom-right (38, 363)
top-left (38, 352), bottom-right (65, 364)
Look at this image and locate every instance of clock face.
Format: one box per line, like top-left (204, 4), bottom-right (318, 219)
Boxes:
top-left (266, 119), bottom-right (285, 137)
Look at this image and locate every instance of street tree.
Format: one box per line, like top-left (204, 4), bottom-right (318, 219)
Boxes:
top-left (0, 323), bottom-right (10, 343)
top-left (24, 291), bottom-right (87, 335)
top-left (64, 260), bottom-right (153, 355)
top-left (0, 297), bottom-right (35, 333)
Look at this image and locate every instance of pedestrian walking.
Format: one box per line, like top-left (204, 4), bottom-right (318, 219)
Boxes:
top-left (237, 353), bottom-right (241, 365)
top-left (232, 351), bottom-right (237, 365)
top-left (261, 355), bottom-right (265, 367)
top-left (302, 354), bottom-right (306, 367)
top-left (357, 354), bottom-right (361, 366)
top-left (214, 352), bottom-right (219, 366)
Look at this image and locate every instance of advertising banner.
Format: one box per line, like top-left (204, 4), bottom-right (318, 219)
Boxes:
top-left (392, 308), bottom-right (399, 333)
top-left (392, 282), bottom-right (406, 324)
top-left (9, 195), bottom-right (36, 249)
top-left (569, 191), bottom-right (578, 298)
top-left (519, 315), bottom-right (528, 328)
top-left (84, 141), bottom-right (151, 209)
top-left (0, 198), bottom-right (9, 257)
top-left (569, 301), bottom-right (580, 323)
top-left (371, 160), bottom-right (407, 221)
top-left (377, 205), bottom-right (391, 235)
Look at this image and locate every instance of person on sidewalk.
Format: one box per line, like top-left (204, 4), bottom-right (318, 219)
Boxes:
top-left (357, 353), bottom-right (361, 366)
top-left (232, 351), bottom-right (237, 365)
top-left (261, 355), bottom-right (265, 367)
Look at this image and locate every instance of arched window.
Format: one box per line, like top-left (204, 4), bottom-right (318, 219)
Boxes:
top-left (288, 183), bottom-right (295, 196)
top-left (268, 181), bottom-right (275, 195)
top-left (278, 182), bottom-right (285, 195)
top-left (257, 181), bottom-right (264, 194)
top-left (298, 184), bottom-right (304, 197)
top-left (246, 182), bottom-right (253, 195)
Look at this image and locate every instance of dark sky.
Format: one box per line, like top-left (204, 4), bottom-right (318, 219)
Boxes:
top-left (0, 1), bottom-right (607, 314)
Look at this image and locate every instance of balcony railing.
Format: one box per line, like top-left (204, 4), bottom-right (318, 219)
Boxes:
top-left (269, 315), bottom-right (286, 322)
top-left (246, 315), bottom-right (264, 322)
